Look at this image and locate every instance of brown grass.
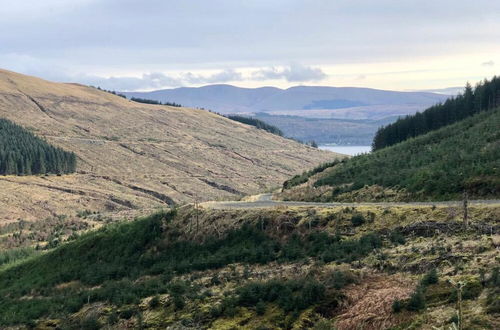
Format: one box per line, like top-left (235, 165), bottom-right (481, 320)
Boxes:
top-left (334, 274), bottom-right (415, 329)
top-left (0, 69), bottom-right (337, 224)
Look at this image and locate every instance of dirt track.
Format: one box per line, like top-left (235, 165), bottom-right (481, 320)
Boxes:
top-left (201, 193), bottom-right (500, 209)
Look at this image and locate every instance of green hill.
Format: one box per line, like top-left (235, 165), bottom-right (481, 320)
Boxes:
top-left (373, 76), bottom-right (500, 150)
top-left (0, 118), bottom-right (76, 175)
top-left (281, 108), bottom-right (500, 202)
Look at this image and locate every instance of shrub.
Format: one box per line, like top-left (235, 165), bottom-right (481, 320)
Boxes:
top-left (149, 295), bottom-right (160, 308)
top-left (389, 230), bottom-right (406, 245)
top-left (448, 280), bottom-right (483, 302)
top-left (313, 319), bottom-right (336, 330)
top-left (236, 278), bottom-right (325, 312)
top-left (406, 288), bottom-right (426, 311)
top-left (173, 295), bottom-right (185, 310)
top-left (256, 300), bottom-right (266, 315)
top-left (330, 270), bottom-right (356, 290)
top-left (351, 214), bottom-right (366, 227)
top-left (392, 299), bottom-right (404, 313)
top-left (80, 316), bottom-right (101, 330)
top-left (421, 269), bottom-right (439, 286)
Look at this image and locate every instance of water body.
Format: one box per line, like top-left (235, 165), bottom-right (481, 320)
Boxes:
top-left (319, 145), bottom-right (371, 156)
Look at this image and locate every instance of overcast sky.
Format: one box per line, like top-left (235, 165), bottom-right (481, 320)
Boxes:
top-left (1, 0), bottom-right (499, 91)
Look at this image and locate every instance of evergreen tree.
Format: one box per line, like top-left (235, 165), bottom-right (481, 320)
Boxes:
top-left (373, 76), bottom-right (500, 150)
top-left (0, 118), bottom-right (77, 175)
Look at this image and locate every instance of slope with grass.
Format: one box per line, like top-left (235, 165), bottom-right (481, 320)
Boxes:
top-left (280, 108), bottom-right (500, 202)
top-left (373, 76), bottom-right (500, 150)
top-left (0, 203), bottom-right (498, 329)
top-left (0, 68), bottom-right (335, 224)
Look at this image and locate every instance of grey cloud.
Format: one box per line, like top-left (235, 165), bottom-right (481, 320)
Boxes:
top-left (184, 69), bottom-right (243, 84)
top-left (253, 64), bottom-right (327, 82)
top-left (481, 60), bottom-right (495, 66)
top-left (71, 69), bottom-right (244, 91)
top-left (1, 0), bottom-right (499, 88)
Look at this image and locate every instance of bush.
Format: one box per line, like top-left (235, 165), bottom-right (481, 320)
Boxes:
top-left (80, 316), bottom-right (101, 330)
top-left (313, 319), bottom-right (336, 330)
top-left (421, 269), bottom-right (439, 286)
top-left (173, 296), bottom-right (185, 310)
top-left (389, 230), bottom-right (406, 245)
top-left (256, 300), bottom-right (266, 315)
top-left (330, 270), bottom-right (356, 290)
top-left (351, 214), bottom-right (366, 227)
top-left (487, 267), bottom-right (499, 287)
top-left (149, 295), bottom-right (160, 308)
top-left (406, 288), bottom-right (426, 311)
top-left (392, 299), bottom-right (404, 313)
top-left (448, 280), bottom-right (483, 303)
top-left (236, 278), bottom-right (325, 312)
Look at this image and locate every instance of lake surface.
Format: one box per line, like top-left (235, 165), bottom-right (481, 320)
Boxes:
top-left (319, 145), bottom-right (371, 156)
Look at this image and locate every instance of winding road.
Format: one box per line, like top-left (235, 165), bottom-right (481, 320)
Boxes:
top-left (201, 193), bottom-right (500, 210)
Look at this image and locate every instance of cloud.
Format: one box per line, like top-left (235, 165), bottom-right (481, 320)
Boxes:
top-left (481, 60), bottom-right (494, 66)
top-left (252, 64), bottom-right (327, 82)
top-left (76, 69), bottom-right (244, 91)
top-left (81, 73), bottom-right (182, 91)
top-left (184, 69), bottom-right (243, 84)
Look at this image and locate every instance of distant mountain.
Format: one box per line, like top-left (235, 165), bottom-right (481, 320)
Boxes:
top-left (122, 84), bottom-right (449, 120)
top-left (417, 86), bottom-right (464, 95)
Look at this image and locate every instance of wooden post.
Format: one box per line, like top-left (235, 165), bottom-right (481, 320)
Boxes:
top-left (457, 282), bottom-right (463, 330)
top-left (450, 280), bottom-right (464, 330)
top-left (463, 191), bottom-right (468, 230)
top-left (195, 199), bottom-right (199, 234)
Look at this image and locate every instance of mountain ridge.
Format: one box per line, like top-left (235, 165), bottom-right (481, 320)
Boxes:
top-left (122, 84), bottom-right (450, 117)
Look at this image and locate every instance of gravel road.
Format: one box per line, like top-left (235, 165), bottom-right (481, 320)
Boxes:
top-left (202, 194), bottom-right (500, 210)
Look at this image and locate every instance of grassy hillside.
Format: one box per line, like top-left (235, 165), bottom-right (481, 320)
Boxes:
top-left (0, 68), bottom-right (335, 223)
top-left (373, 76), bottom-right (500, 150)
top-left (0, 118), bottom-right (76, 175)
top-left (0, 204), bottom-right (498, 329)
top-left (281, 108), bottom-right (500, 202)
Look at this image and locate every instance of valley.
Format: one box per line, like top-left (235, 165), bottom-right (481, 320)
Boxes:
top-left (0, 72), bottom-right (498, 329)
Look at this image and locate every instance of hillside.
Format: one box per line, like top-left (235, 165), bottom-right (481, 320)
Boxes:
top-left (279, 108), bottom-right (500, 202)
top-left (0, 69), bottom-right (336, 224)
top-left (373, 76), bottom-right (500, 150)
top-left (122, 85), bottom-right (448, 117)
top-left (123, 85), bottom-right (448, 146)
top-left (1, 204), bottom-right (498, 329)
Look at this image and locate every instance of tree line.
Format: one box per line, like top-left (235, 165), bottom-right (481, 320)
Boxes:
top-left (0, 118), bottom-right (76, 175)
top-left (373, 76), bottom-right (500, 150)
top-left (226, 114), bottom-right (284, 136)
top-left (130, 97), bottom-right (182, 107)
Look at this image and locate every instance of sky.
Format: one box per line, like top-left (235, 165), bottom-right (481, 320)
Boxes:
top-left (1, 0), bottom-right (499, 91)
